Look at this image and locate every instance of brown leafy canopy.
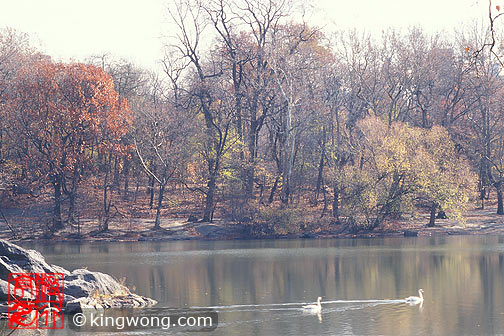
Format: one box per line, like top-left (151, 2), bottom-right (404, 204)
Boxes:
top-left (10, 61), bottom-right (131, 175)
top-left (6, 59), bottom-right (132, 228)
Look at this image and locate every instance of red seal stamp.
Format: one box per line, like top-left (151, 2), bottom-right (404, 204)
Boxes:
top-left (8, 273), bottom-right (65, 329)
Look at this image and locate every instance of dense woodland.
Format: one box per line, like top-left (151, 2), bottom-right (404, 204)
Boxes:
top-left (1, 0), bottom-right (504, 236)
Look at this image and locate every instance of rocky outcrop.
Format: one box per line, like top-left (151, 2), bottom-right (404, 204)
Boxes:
top-left (64, 297), bottom-right (105, 314)
top-left (0, 240), bottom-right (69, 279)
top-left (0, 239), bottom-right (156, 316)
top-left (63, 269), bottom-right (156, 313)
top-left (0, 278), bottom-right (31, 301)
top-left (64, 293), bottom-right (157, 314)
top-left (403, 230), bottom-right (418, 237)
top-left (64, 269), bottom-right (129, 302)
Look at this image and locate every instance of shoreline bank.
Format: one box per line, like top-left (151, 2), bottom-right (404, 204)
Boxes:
top-left (1, 205), bottom-right (504, 243)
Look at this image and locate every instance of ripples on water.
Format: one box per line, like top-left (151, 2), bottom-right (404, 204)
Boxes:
top-left (15, 235), bottom-right (504, 335)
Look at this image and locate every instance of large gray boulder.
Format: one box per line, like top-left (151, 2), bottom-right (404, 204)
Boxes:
top-left (64, 297), bottom-right (104, 314)
top-left (0, 279), bottom-right (31, 301)
top-left (65, 269), bottom-right (127, 299)
top-left (63, 269), bottom-right (156, 311)
top-left (0, 239), bottom-right (156, 315)
top-left (0, 240), bottom-right (70, 279)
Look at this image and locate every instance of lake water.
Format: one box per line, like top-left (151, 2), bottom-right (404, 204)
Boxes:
top-left (13, 236), bottom-right (504, 335)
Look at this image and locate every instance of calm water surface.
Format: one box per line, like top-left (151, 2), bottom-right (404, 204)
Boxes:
top-left (16, 236), bottom-right (504, 335)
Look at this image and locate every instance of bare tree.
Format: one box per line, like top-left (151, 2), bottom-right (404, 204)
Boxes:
top-left (167, 0), bottom-right (234, 222)
top-left (135, 73), bottom-right (191, 229)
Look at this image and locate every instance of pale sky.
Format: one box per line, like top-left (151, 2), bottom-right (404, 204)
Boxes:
top-left (0, 0), bottom-right (488, 72)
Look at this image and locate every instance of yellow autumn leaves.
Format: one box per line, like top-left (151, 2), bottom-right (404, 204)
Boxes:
top-left (339, 116), bottom-right (476, 227)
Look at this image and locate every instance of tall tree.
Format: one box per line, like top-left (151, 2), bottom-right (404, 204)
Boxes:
top-left (135, 73), bottom-right (193, 229)
top-left (7, 60), bottom-right (132, 230)
top-left (168, 0), bottom-right (238, 222)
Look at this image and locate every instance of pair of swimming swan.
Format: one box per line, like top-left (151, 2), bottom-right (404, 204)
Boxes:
top-left (302, 289), bottom-right (424, 312)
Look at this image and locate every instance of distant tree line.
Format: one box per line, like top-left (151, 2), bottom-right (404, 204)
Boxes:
top-left (2, 0), bottom-right (504, 233)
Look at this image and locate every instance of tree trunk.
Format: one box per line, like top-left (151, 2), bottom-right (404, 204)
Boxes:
top-left (148, 168), bottom-right (156, 209)
top-left (314, 147), bottom-right (325, 202)
top-left (332, 185), bottom-right (339, 220)
top-left (0, 126), bottom-right (3, 162)
top-left (113, 155), bottom-right (120, 194)
top-left (202, 173), bottom-right (217, 222)
top-left (371, 173), bottom-right (403, 230)
top-left (428, 203), bottom-right (437, 227)
top-left (421, 108), bottom-right (428, 128)
top-left (68, 190), bottom-right (76, 224)
top-left (281, 103), bottom-right (295, 205)
top-left (102, 187), bottom-right (110, 232)
top-left (245, 165), bottom-right (255, 201)
top-left (268, 176), bottom-right (279, 204)
top-left (134, 179), bottom-right (140, 203)
top-left (102, 153), bottom-right (113, 232)
top-left (154, 182), bottom-right (166, 229)
top-left (52, 177), bottom-right (63, 231)
top-left (245, 120), bottom-right (257, 200)
top-left (315, 128), bottom-right (326, 202)
top-left (123, 157), bottom-right (130, 199)
top-left (98, 150), bottom-right (104, 167)
top-left (321, 186), bottom-right (328, 218)
top-left (67, 167), bottom-right (80, 224)
top-left (497, 187), bottom-right (504, 215)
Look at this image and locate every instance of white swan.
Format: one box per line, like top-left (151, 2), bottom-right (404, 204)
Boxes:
top-left (404, 289), bottom-right (424, 304)
top-left (302, 297), bottom-right (322, 313)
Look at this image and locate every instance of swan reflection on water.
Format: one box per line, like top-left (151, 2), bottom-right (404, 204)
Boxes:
top-left (302, 297), bottom-right (322, 313)
top-left (302, 297), bottom-right (323, 322)
top-left (302, 309), bottom-right (322, 323)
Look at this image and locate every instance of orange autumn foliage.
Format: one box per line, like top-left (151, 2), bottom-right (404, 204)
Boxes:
top-left (8, 59), bottom-right (132, 181)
